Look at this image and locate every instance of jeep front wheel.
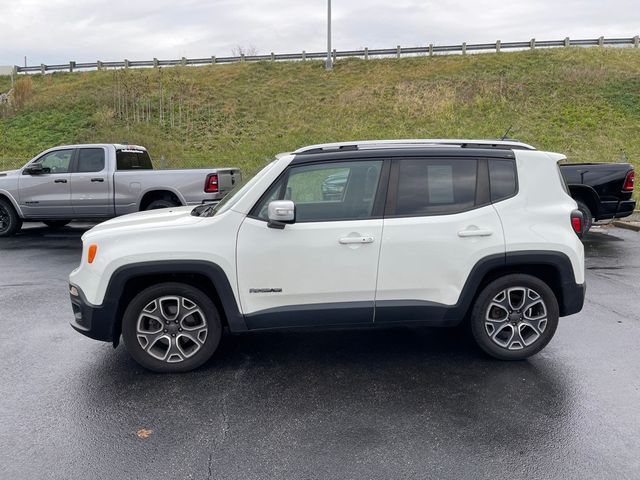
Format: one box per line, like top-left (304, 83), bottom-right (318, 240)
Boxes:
top-left (470, 274), bottom-right (559, 360)
top-left (122, 283), bottom-right (222, 373)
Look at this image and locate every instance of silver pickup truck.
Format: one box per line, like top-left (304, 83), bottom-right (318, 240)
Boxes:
top-left (0, 144), bottom-right (240, 237)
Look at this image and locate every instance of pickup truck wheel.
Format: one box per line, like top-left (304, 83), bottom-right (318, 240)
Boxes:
top-left (470, 274), bottom-right (559, 360)
top-left (575, 201), bottom-right (593, 234)
top-left (122, 283), bottom-right (222, 373)
top-left (144, 198), bottom-right (179, 210)
top-left (0, 199), bottom-right (22, 237)
top-left (43, 220), bottom-right (70, 229)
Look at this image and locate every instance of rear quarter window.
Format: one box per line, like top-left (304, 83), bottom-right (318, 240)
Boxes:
top-left (488, 159), bottom-right (517, 202)
top-left (394, 158), bottom-right (477, 216)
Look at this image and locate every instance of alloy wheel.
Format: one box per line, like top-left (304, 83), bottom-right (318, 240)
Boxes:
top-left (136, 295), bottom-right (208, 363)
top-left (484, 287), bottom-right (548, 351)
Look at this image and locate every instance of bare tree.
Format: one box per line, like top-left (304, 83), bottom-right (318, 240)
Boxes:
top-left (231, 45), bottom-right (258, 57)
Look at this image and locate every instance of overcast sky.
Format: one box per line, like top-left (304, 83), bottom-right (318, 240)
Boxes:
top-left (0, 0), bottom-right (638, 66)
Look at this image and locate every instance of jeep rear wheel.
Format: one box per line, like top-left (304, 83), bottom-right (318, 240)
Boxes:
top-left (0, 199), bottom-right (22, 237)
top-left (470, 274), bottom-right (559, 360)
top-left (122, 283), bottom-right (222, 373)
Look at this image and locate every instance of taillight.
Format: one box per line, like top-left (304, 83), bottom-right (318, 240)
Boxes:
top-left (570, 210), bottom-right (583, 238)
top-left (205, 174), bottom-right (218, 193)
top-left (622, 170), bottom-right (634, 192)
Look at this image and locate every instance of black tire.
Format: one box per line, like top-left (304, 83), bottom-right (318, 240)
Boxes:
top-left (43, 220), bottom-right (70, 229)
top-left (576, 201), bottom-right (593, 234)
top-left (122, 282), bottom-right (222, 373)
top-left (144, 197), bottom-right (179, 211)
top-left (0, 199), bottom-right (22, 237)
top-left (470, 274), bottom-right (559, 360)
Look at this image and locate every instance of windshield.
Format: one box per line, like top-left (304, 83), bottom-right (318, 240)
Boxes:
top-left (191, 160), bottom-right (278, 218)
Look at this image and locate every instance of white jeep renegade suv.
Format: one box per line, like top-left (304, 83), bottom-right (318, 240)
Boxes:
top-left (69, 139), bottom-right (586, 372)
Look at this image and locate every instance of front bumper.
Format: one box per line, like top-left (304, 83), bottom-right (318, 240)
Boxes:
top-left (69, 284), bottom-right (116, 342)
top-left (597, 200), bottom-right (636, 220)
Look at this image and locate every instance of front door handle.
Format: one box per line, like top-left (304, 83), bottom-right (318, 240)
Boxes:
top-left (54, 179), bottom-right (67, 184)
top-left (91, 178), bottom-right (104, 182)
top-left (339, 236), bottom-right (375, 245)
top-left (458, 228), bottom-right (493, 237)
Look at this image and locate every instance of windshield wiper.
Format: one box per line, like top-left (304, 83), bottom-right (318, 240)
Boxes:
top-left (191, 203), bottom-right (217, 217)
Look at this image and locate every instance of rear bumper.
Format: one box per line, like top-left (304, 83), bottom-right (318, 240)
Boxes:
top-left (597, 200), bottom-right (636, 220)
top-left (69, 284), bottom-right (116, 343)
top-left (560, 281), bottom-right (586, 317)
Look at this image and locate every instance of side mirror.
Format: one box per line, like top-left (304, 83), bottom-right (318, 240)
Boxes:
top-left (25, 164), bottom-right (44, 175)
top-left (267, 200), bottom-right (295, 229)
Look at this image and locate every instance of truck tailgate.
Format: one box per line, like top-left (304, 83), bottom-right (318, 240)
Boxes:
top-left (216, 168), bottom-right (242, 194)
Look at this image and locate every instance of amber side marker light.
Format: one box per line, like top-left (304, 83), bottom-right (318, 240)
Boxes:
top-left (87, 244), bottom-right (98, 264)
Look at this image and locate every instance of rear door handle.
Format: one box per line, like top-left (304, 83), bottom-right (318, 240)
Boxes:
top-left (458, 228), bottom-right (493, 237)
top-left (339, 236), bottom-right (375, 244)
top-left (91, 178), bottom-right (104, 182)
top-left (54, 179), bottom-right (67, 184)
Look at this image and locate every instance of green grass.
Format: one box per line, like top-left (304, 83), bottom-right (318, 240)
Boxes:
top-left (0, 47), bottom-right (639, 176)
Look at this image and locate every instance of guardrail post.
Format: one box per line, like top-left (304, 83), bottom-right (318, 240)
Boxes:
top-left (240, 53), bottom-right (245, 62)
top-left (598, 36), bottom-right (604, 47)
top-left (153, 58), bottom-right (159, 68)
top-left (40, 64), bottom-right (46, 74)
top-left (124, 59), bottom-right (130, 69)
top-left (364, 47), bottom-right (369, 60)
top-left (634, 36), bottom-right (639, 48)
top-left (302, 50), bottom-right (306, 60)
top-left (97, 61), bottom-right (103, 71)
top-left (270, 52), bottom-right (275, 61)
top-left (396, 45), bottom-right (401, 58)
top-left (496, 40), bottom-right (501, 52)
top-left (69, 61), bottom-right (75, 73)
top-left (11, 66), bottom-right (18, 85)
top-left (530, 38), bottom-right (536, 49)
top-left (181, 57), bottom-right (187, 66)
top-left (332, 49), bottom-right (337, 62)
top-left (429, 44), bottom-right (433, 56)
top-left (462, 42), bottom-right (467, 55)
top-left (211, 56), bottom-right (216, 64)
top-left (564, 37), bottom-right (570, 47)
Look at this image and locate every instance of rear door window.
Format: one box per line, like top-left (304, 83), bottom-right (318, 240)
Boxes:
top-left (76, 148), bottom-right (106, 173)
top-left (393, 158), bottom-right (478, 216)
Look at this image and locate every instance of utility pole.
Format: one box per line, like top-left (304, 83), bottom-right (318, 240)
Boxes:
top-left (325, 0), bottom-right (333, 70)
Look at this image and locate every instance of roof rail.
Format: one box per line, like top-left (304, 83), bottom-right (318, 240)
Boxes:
top-left (294, 139), bottom-right (536, 155)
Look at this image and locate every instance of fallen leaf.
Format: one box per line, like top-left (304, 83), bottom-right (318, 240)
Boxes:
top-left (136, 428), bottom-right (153, 439)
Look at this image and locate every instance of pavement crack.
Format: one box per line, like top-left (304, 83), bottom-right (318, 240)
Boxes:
top-left (207, 453), bottom-right (212, 479)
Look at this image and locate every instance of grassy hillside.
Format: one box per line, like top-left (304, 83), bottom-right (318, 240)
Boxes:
top-left (0, 47), bottom-right (639, 176)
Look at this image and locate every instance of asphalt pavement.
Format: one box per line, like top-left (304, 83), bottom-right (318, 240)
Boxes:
top-left (0, 222), bottom-right (638, 479)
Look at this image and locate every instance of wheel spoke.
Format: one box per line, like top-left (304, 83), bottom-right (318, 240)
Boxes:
top-left (491, 323), bottom-right (515, 348)
top-left (508, 326), bottom-right (527, 350)
top-left (506, 287), bottom-right (526, 311)
top-left (137, 330), bottom-right (168, 352)
top-left (166, 336), bottom-right (186, 363)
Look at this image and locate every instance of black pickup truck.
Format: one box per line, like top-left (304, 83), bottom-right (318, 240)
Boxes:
top-left (560, 162), bottom-right (635, 232)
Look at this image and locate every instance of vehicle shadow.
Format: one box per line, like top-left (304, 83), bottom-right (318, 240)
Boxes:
top-left (74, 325), bottom-right (575, 463)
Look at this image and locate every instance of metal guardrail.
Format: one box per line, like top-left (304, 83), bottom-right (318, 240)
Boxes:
top-left (11, 36), bottom-right (640, 74)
